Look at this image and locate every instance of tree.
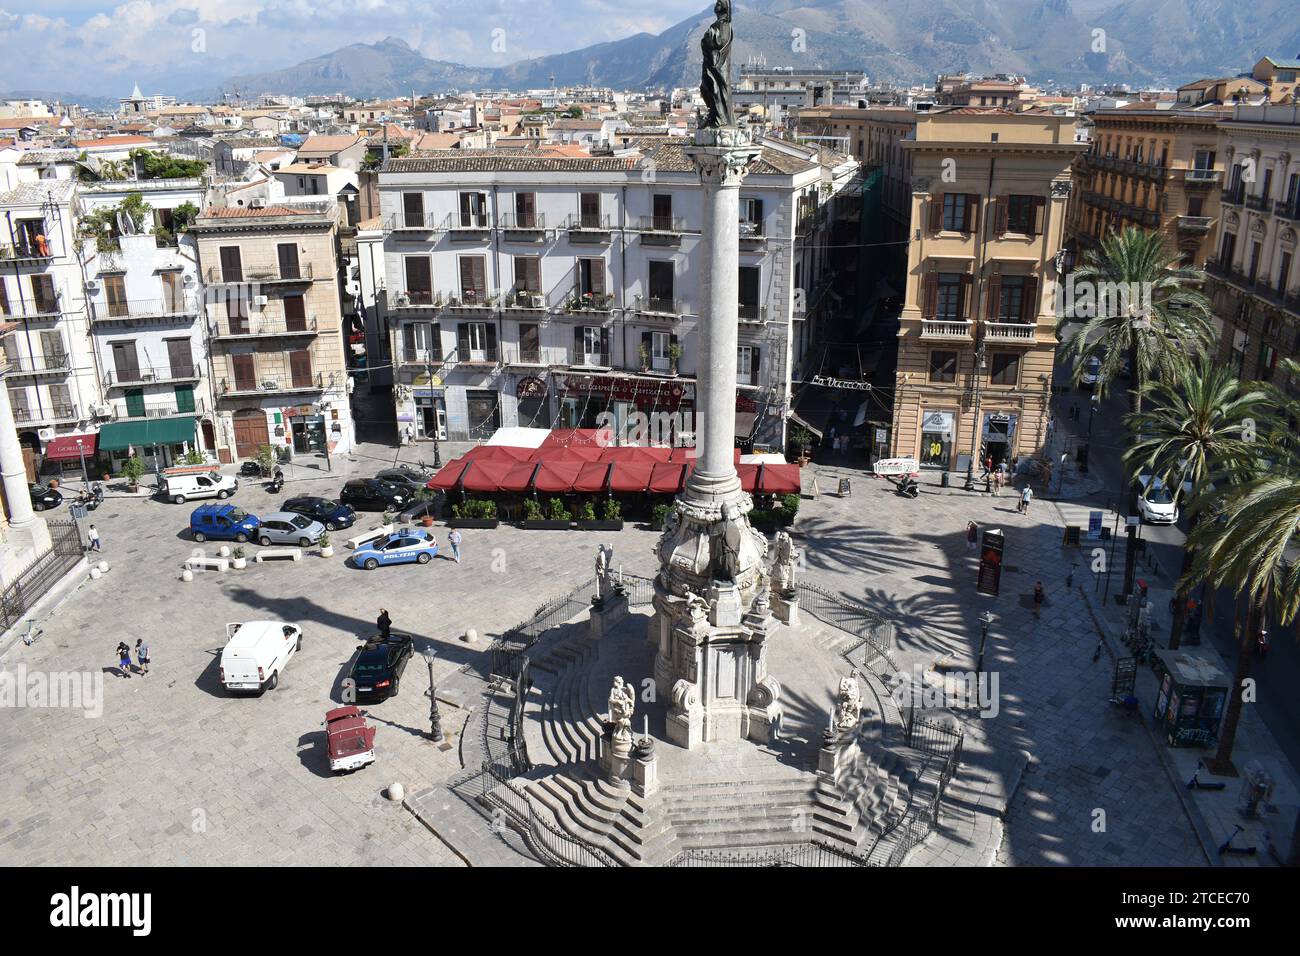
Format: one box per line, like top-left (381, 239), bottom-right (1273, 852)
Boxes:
top-left (1124, 356), bottom-right (1268, 648)
top-left (1057, 227), bottom-right (1214, 421)
top-left (78, 193), bottom-right (152, 252)
top-left (129, 148), bottom-right (207, 179)
top-left (564, 105), bottom-right (584, 118)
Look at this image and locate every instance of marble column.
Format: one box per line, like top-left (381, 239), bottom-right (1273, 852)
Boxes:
top-left (0, 376), bottom-right (37, 531)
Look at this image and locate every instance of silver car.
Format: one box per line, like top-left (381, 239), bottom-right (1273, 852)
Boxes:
top-left (256, 511), bottom-right (326, 547)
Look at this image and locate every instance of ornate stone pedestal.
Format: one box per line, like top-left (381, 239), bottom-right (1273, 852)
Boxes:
top-left (590, 588), bottom-right (629, 639)
top-left (630, 737), bottom-right (658, 797)
top-left (601, 729), bottom-right (632, 787)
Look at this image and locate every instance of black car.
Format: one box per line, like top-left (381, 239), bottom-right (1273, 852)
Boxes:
top-left (374, 467), bottom-right (429, 493)
top-left (339, 478), bottom-right (408, 512)
top-left (282, 495), bottom-right (356, 531)
top-left (30, 483), bottom-right (63, 512)
top-left (349, 634), bottom-right (413, 700)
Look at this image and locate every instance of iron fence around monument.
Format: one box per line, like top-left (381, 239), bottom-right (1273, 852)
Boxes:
top-left (1, 520), bottom-right (84, 632)
top-left (795, 581), bottom-right (895, 665)
top-left (488, 578), bottom-right (597, 683)
top-left (901, 705), bottom-right (965, 759)
top-left (667, 840), bottom-right (870, 867)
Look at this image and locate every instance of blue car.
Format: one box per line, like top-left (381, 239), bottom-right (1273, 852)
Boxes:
top-left (190, 503), bottom-right (260, 543)
top-left (352, 528), bottom-right (439, 570)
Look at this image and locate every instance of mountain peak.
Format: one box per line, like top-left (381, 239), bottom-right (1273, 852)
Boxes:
top-left (375, 36), bottom-right (412, 51)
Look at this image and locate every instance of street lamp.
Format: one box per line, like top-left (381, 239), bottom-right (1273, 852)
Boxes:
top-left (75, 438), bottom-right (88, 487)
top-left (424, 648), bottom-right (444, 743)
top-left (976, 611), bottom-right (994, 678)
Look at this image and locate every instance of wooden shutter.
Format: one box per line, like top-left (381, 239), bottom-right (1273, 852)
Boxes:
top-left (102, 275), bottom-right (127, 317)
top-left (1020, 277), bottom-right (1039, 323)
top-left (750, 346), bottom-right (760, 386)
top-left (460, 256), bottom-right (485, 299)
top-left (459, 192), bottom-right (472, 227)
top-left (232, 353), bottom-right (255, 391)
top-left (985, 274), bottom-right (1002, 319)
top-left (277, 243), bottom-right (300, 280)
top-left (0, 280), bottom-right (9, 315)
top-left (167, 338), bottom-right (194, 378)
top-left (516, 192), bottom-right (535, 226)
top-left (590, 258), bottom-right (606, 295)
top-left (403, 192), bottom-right (424, 228)
top-left (599, 326), bottom-right (610, 366)
top-left (993, 196), bottom-right (1008, 236)
top-left (921, 272), bottom-right (939, 319)
top-left (283, 295), bottom-right (307, 331)
top-left (965, 195), bottom-right (979, 235)
top-left (219, 246), bottom-right (242, 282)
top-left (485, 322), bottom-right (498, 361)
top-left (403, 324), bottom-right (416, 353)
top-left (1032, 197), bottom-right (1047, 236)
top-left (457, 323), bottom-right (471, 358)
top-left (958, 274), bottom-right (972, 319)
top-left (288, 348), bottom-right (313, 388)
top-left (574, 324), bottom-right (584, 361)
top-left (516, 256), bottom-right (539, 293)
top-left (641, 331), bottom-right (652, 363)
top-left (429, 324), bottom-right (442, 360)
top-left (928, 194), bottom-right (944, 233)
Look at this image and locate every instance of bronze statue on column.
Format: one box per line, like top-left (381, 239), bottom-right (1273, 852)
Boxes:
top-left (700, 0), bottom-right (734, 129)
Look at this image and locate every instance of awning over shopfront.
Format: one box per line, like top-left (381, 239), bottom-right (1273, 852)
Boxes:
top-left (598, 445), bottom-right (673, 464)
top-left (534, 460), bottom-right (584, 493)
top-left (572, 462), bottom-right (611, 493)
top-left (499, 461), bottom-right (538, 493)
top-left (758, 463), bottom-right (801, 495)
top-left (427, 456), bottom-right (472, 490)
top-left (97, 416), bottom-right (196, 452)
top-left (43, 433), bottom-right (97, 461)
top-left (736, 463), bottom-right (760, 493)
top-left (649, 462), bottom-right (687, 493)
top-left (540, 428), bottom-right (605, 449)
top-left (608, 461), bottom-right (654, 493)
top-left (461, 459), bottom-right (515, 493)
top-left (668, 446), bottom-right (742, 465)
top-left (531, 445), bottom-right (603, 463)
top-left (463, 445), bottom-right (533, 462)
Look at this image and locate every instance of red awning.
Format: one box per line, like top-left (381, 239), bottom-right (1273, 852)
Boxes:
top-left (463, 445), bottom-right (533, 461)
top-left (648, 462), bottom-right (687, 493)
top-left (540, 428), bottom-right (605, 448)
top-left (529, 445), bottom-right (603, 462)
top-left (572, 462), bottom-right (611, 493)
top-left (669, 446), bottom-right (742, 464)
top-left (499, 461), bottom-right (538, 493)
top-left (737, 462), bottom-right (760, 492)
top-left (758, 463), bottom-right (802, 495)
top-left (608, 461), bottom-right (654, 493)
top-left (533, 460), bottom-right (584, 493)
top-left (598, 445), bottom-right (674, 463)
top-left (461, 459), bottom-right (515, 493)
top-left (43, 433), bottom-right (97, 461)
top-left (427, 457), bottom-right (471, 490)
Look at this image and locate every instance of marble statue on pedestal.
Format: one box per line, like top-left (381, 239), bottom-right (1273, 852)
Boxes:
top-left (699, 1), bottom-right (734, 129)
top-left (605, 676), bottom-right (635, 743)
top-left (834, 676), bottom-right (862, 734)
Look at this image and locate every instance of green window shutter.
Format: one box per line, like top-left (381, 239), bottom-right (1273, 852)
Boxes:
top-left (174, 384), bottom-right (195, 413)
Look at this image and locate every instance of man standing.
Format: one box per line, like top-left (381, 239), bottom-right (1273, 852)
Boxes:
top-left (1019, 485), bottom-right (1034, 515)
top-left (87, 524), bottom-right (102, 552)
top-left (965, 521), bottom-right (979, 553)
top-left (377, 608), bottom-right (392, 641)
top-left (135, 638), bottom-right (150, 675)
top-left (448, 528), bottom-right (462, 564)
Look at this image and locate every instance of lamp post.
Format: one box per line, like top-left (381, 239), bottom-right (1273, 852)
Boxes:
top-left (976, 611), bottom-right (993, 678)
top-left (424, 648), bottom-right (443, 743)
top-left (75, 437), bottom-right (89, 487)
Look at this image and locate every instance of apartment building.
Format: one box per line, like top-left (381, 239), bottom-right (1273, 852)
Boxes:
top-left (1205, 103), bottom-right (1300, 383)
top-left (378, 141), bottom-right (849, 450)
top-left (1066, 104), bottom-right (1228, 267)
top-left (79, 176), bottom-right (212, 470)
top-left (891, 109), bottom-right (1085, 472)
top-left (0, 175), bottom-right (99, 479)
top-left (191, 203), bottom-right (353, 463)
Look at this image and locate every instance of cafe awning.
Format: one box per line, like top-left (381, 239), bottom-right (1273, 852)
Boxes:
top-left (736, 462), bottom-right (760, 492)
top-left (499, 461), bottom-right (538, 493)
top-left (97, 416), bottom-right (196, 452)
top-left (530, 445), bottom-right (603, 463)
top-left (649, 462), bottom-right (687, 493)
top-left (758, 463), bottom-right (802, 495)
top-left (427, 457), bottom-right (472, 490)
top-left (463, 445), bottom-right (533, 462)
top-left (608, 461), bottom-right (654, 493)
top-left (460, 459), bottom-right (515, 493)
top-left (43, 432), bottom-right (97, 461)
top-left (598, 445), bottom-right (673, 463)
top-left (572, 461), bottom-right (611, 493)
top-left (534, 460), bottom-right (584, 493)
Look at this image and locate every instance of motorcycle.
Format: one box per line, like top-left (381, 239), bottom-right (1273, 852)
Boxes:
top-left (267, 467), bottom-right (285, 495)
top-left (894, 476), bottom-right (920, 499)
top-left (90, 483), bottom-right (104, 509)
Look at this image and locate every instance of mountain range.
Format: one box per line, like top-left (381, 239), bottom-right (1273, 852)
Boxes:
top-left (209, 1), bottom-right (1300, 100)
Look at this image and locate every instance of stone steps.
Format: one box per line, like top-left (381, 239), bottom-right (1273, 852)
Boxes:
top-left (657, 779), bottom-right (820, 850)
top-left (524, 631), bottom-right (604, 768)
top-left (524, 768), bottom-right (682, 866)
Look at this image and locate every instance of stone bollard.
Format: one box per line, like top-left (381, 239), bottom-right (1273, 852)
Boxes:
top-left (462, 628), bottom-right (478, 644)
top-left (218, 545), bottom-right (231, 558)
top-left (89, 567), bottom-right (102, 580)
top-left (182, 569), bottom-right (194, 583)
top-left (97, 560), bottom-right (109, 574)
top-left (386, 782), bottom-right (405, 802)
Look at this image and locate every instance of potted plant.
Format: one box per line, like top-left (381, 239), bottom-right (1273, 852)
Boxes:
top-left (255, 443), bottom-right (276, 477)
top-left (381, 508), bottom-right (397, 529)
top-left (577, 497), bottom-right (623, 531)
top-left (651, 502), bottom-right (673, 529)
top-left (232, 546), bottom-right (248, 570)
top-left (121, 455), bottom-right (145, 491)
top-left (319, 532), bottom-right (334, 558)
top-left (448, 498), bottom-right (499, 529)
top-left (788, 425), bottom-right (814, 465)
top-left (521, 496), bottom-right (572, 530)
top-left (776, 492), bottom-right (801, 527)
top-left (183, 449), bottom-right (205, 465)
top-left (638, 341), bottom-right (650, 373)
top-left (668, 342), bottom-right (683, 375)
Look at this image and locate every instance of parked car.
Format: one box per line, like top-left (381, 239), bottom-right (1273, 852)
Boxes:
top-left (30, 482), bottom-right (62, 512)
top-left (1136, 475), bottom-right (1179, 524)
top-left (1080, 355), bottom-right (1102, 389)
top-left (256, 511), bottom-right (326, 547)
top-left (281, 496), bottom-right (356, 531)
top-left (351, 528), bottom-right (439, 570)
top-left (374, 466), bottom-right (429, 493)
top-left (162, 467), bottom-right (238, 504)
top-left (339, 478), bottom-right (408, 512)
top-left (190, 503), bottom-right (260, 543)
top-left (219, 620), bottom-right (302, 693)
top-left (349, 633), bottom-right (414, 701)
top-left (324, 706), bottom-right (376, 773)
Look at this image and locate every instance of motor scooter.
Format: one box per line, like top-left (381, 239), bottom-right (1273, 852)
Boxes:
top-left (894, 476), bottom-right (919, 499)
top-left (267, 467), bottom-right (285, 494)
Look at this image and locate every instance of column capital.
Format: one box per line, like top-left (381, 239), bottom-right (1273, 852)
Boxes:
top-left (685, 127), bottom-right (762, 188)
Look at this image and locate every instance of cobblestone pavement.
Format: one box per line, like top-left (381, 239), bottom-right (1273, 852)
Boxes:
top-left (0, 427), bottom-right (1220, 866)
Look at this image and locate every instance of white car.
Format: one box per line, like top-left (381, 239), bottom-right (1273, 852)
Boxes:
top-left (1080, 356), bottom-right (1102, 388)
top-left (1136, 476), bottom-right (1178, 524)
top-left (163, 468), bottom-right (238, 504)
top-left (219, 620), bottom-right (302, 693)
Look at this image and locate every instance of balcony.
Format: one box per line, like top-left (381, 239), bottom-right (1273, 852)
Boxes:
top-left (565, 290), bottom-right (615, 313)
top-left (384, 212), bottom-right (443, 234)
top-left (445, 213), bottom-right (491, 239)
top-left (498, 213), bottom-right (548, 241)
top-left (0, 242), bottom-right (53, 265)
top-left (91, 296), bottom-right (201, 325)
top-left (218, 372), bottom-right (324, 398)
top-left (103, 365), bottom-right (202, 389)
top-left (982, 320), bottom-right (1037, 344)
top-left (110, 396), bottom-right (206, 420)
top-left (4, 300), bottom-right (63, 322)
top-left (1176, 215), bottom-right (1215, 234)
top-left (450, 348), bottom-right (499, 368)
top-left (443, 290), bottom-right (500, 311)
top-left (205, 263), bottom-right (314, 285)
top-left (12, 403), bottom-right (78, 426)
top-left (209, 316), bottom-right (319, 339)
top-left (635, 295), bottom-right (680, 318)
top-left (920, 319), bottom-right (974, 341)
top-left (1184, 168), bottom-right (1221, 187)
top-left (640, 215), bottom-right (685, 246)
top-left (501, 348), bottom-right (548, 367)
top-left (392, 290), bottom-right (443, 310)
top-left (738, 303), bottom-right (767, 325)
top-left (1220, 187), bottom-right (1246, 207)
top-left (5, 353), bottom-right (70, 377)
top-left (502, 289), bottom-right (549, 311)
top-left (739, 221), bottom-right (765, 248)
top-left (565, 213), bottom-right (612, 242)
top-left (398, 348), bottom-right (444, 366)
top-left (1273, 200), bottom-right (1300, 222)
top-left (1245, 194), bottom-right (1271, 212)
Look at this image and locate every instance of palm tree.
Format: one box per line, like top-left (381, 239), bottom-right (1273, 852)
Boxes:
top-left (1057, 227), bottom-right (1214, 419)
top-left (1124, 356), bottom-right (1268, 648)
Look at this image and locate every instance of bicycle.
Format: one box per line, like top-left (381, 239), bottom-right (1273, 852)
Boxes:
top-left (21, 619), bottom-right (43, 646)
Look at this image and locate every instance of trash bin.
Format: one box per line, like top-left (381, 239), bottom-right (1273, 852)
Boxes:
top-left (941, 471), bottom-right (950, 488)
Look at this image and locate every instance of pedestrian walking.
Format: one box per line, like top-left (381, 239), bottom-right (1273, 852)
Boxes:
top-left (992, 468), bottom-right (1003, 496)
top-left (87, 524), bottom-right (102, 552)
top-left (965, 521), bottom-right (979, 553)
top-left (1070, 401), bottom-right (1080, 422)
top-left (448, 528), bottom-right (462, 563)
top-left (116, 641), bottom-right (133, 678)
top-left (135, 638), bottom-right (150, 675)
top-left (1033, 581), bottom-right (1045, 617)
top-left (377, 608), bottom-right (392, 641)
top-left (1018, 485), bottom-right (1033, 515)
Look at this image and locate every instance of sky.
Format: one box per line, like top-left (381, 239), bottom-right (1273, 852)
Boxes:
top-left (0, 0), bottom-right (709, 96)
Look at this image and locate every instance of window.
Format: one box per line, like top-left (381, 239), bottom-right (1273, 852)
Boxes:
top-left (740, 198), bottom-right (764, 236)
top-left (738, 266), bottom-right (761, 320)
top-left (48, 382), bottom-right (72, 417)
top-left (1278, 252), bottom-right (1293, 296)
top-left (577, 257), bottom-right (606, 297)
top-left (401, 322), bottom-right (440, 362)
top-left (1193, 149), bottom-right (1216, 171)
top-left (942, 193), bottom-right (971, 232)
top-left (458, 191), bottom-right (488, 227)
top-left (936, 273), bottom-right (965, 320)
top-left (514, 256), bottom-right (540, 294)
top-left (652, 194), bottom-right (674, 231)
top-left (161, 271), bottom-right (183, 310)
top-left (218, 245), bottom-right (242, 282)
top-left (458, 255), bottom-right (487, 302)
top-left (928, 350), bottom-right (958, 383)
top-left (31, 274), bottom-right (59, 314)
top-left (647, 261), bottom-right (674, 311)
top-left (1004, 195), bottom-right (1042, 235)
top-left (579, 192), bottom-right (601, 228)
top-left (989, 352), bottom-right (1020, 386)
top-left (997, 276), bottom-right (1026, 322)
top-left (514, 192), bottom-right (537, 228)
top-left (403, 256), bottom-right (433, 305)
top-left (402, 191), bottom-right (425, 228)
top-left (277, 243), bottom-right (300, 280)
top-left (577, 325), bottom-right (606, 366)
top-left (736, 345), bottom-right (760, 385)
top-left (519, 322), bottom-right (540, 363)
top-left (457, 322), bottom-right (496, 362)
top-left (1187, 195), bottom-right (1204, 217)
top-left (0, 280), bottom-right (8, 315)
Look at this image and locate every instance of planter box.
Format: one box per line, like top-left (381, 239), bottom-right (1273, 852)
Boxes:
top-left (519, 520), bottom-right (573, 530)
top-left (447, 518), bottom-right (500, 529)
top-left (576, 520), bottom-right (624, 531)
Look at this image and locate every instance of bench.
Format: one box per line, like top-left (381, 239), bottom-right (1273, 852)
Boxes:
top-left (254, 548), bottom-right (302, 563)
top-left (345, 523), bottom-right (393, 550)
top-left (184, 556), bottom-right (229, 572)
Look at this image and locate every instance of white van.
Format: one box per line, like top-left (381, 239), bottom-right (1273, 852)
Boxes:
top-left (220, 620), bottom-right (302, 693)
top-left (163, 468), bottom-right (238, 504)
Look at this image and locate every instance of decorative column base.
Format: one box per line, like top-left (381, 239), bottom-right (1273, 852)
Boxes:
top-left (589, 588), bottom-right (629, 639)
top-left (817, 729), bottom-right (844, 779)
top-left (630, 737), bottom-right (658, 797)
top-left (600, 729), bottom-right (633, 788)
top-left (771, 589), bottom-right (800, 626)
